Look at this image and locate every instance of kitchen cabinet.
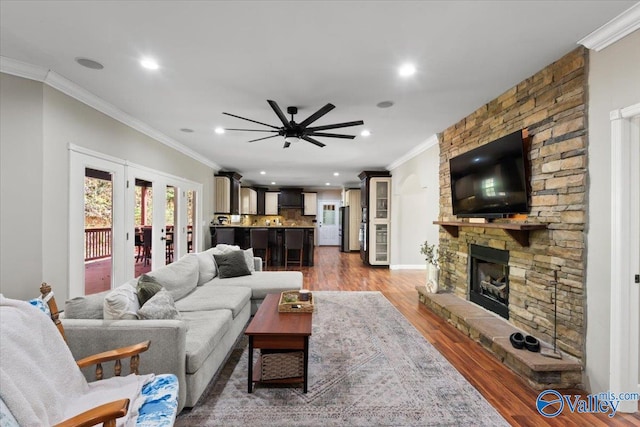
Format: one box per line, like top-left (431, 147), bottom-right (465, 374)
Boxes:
top-left (241, 187), bottom-right (258, 215)
top-left (278, 188), bottom-right (303, 209)
top-left (214, 172), bottom-right (241, 214)
top-left (265, 192), bottom-right (279, 215)
top-left (358, 171), bottom-right (391, 266)
top-left (255, 187), bottom-right (267, 215)
top-left (302, 192), bottom-right (317, 216)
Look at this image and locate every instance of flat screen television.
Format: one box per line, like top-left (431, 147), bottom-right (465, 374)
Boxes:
top-left (449, 130), bottom-right (529, 218)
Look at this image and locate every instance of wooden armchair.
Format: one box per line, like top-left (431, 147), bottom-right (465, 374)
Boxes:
top-left (0, 284), bottom-right (178, 427)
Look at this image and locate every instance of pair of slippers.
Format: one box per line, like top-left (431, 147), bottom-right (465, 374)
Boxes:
top-left (509, 332), bottom-right (540, 352)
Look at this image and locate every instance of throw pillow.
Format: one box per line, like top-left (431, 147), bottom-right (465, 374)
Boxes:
top-left (64, 290), bottom-right (110, 319)
top-left (195, 248), bottom-right (217, 285)
top-left (212, 244), bottom-right (241, 254)
top-left (147, 254), bottom-right (199, 301)
top-left (103, 282), bottom-right (140, 320)
top-left (244, 248), bottom-right (256, 272)
top-left (137, 289), bottom-right (181, 320)
top-left (213, 250), bottom-right (252, 279)
top-left (137, 274), bottom-right (163, 306)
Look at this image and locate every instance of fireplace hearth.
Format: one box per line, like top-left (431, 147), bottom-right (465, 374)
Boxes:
top-left (468, 244), bottom-right (509, 319)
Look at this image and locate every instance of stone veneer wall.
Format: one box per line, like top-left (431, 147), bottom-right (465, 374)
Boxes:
top-left (437, 47), bottom-right (588, 360)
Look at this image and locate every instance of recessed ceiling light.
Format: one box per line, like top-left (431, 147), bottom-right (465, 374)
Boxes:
top-left (398, 63), bottom-right (416, 77)
top-left (360, 130), bottom-right (371, 137)
top-left (333, 172), bottom-right (339, 176)
top-left (260, 171), bottom-right (266, 175)
top-left (140, 57), bottom-right (159, 70)
top-left (376, 101), bottom-right (394, 108)
top-left (214, 127), bottom-right (225, 134)
top-left (325, 182), bottom-right (331, 186)
top-left (180, 128), bottom-right (194, 133)
top-left (271, 181), bottom-right (276, 185)
top-left (75, 57), bottom-right (104, 70)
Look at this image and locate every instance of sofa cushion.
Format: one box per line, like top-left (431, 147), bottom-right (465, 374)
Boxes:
top-left (181, 310), bottom-right (232, 374)
top-left (195, 248), bottom-right (217, 285)
top-left (103, 281), bottom-right (140, 320)
top-left (205, 271), bottom-right (303, 299)
top-left (175, 285), bottom-right (251, 318)
top-left (64, 290), bottom-right (109, 319)
top-left (137, 274), bottom-right (163, 305)
top-left (138, 289), bottom-right (181, 320)
top-left (147, 254), bottom-right (199, 301)
top-left (213, 251), bottom-right (252, 279)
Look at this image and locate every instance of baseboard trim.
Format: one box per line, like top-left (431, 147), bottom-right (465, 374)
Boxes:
top-left (389, 264), bottom-right (426, 270)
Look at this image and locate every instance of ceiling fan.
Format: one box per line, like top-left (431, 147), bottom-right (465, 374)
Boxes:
top-left (223, 100), bottom-right (364, 148)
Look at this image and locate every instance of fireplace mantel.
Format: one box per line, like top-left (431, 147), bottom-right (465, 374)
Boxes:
top-left (433, 221), bottom-right (547, 247)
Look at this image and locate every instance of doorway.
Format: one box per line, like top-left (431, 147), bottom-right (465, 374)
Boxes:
top-left (317, 200), bottom-right (340, 246)
top-left (609, 103), bottom-right (640, 412)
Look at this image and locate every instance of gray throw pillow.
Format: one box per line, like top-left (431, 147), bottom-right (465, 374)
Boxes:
top-left (137, 289), bottom-right (181, 320)
top-left (137, 274), bottom-right (163, 306)
top-left (213, 250), bottom-right (252, 279)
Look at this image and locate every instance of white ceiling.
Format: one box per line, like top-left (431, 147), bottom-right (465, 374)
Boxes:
top-left (1, 1), bottom-right (636, 188)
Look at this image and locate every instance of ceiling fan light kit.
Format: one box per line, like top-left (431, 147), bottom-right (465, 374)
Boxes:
top-left (223, 100), bottom-right (364, 149)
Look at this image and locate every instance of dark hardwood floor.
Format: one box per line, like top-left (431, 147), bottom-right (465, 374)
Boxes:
top-left (272, 246), bottom-right (640, 426)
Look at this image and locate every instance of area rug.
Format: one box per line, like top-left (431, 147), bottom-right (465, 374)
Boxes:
top-left (176, 291), bottom-right (508, 426)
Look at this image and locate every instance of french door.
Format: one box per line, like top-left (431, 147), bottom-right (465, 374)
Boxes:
top-left (70, 146), bottom-right (202, 297)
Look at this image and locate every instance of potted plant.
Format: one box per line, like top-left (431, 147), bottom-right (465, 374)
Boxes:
top-left (420, 241), bottom-right (439, 293)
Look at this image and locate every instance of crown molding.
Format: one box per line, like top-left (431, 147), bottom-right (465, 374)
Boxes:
top-left (1, 56), bottom-right (221, 171)
top-left (578, 3), bottom-right (640, 51)
top-left (386, 134), bottom-right (439, 171)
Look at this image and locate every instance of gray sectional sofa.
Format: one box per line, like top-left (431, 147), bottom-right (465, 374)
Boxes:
top-left (61, 245), bottom-right (303, 412)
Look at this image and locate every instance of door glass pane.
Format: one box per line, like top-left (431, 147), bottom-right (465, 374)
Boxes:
top-left (375, 181), bottom-right (388, 219)
top-left (135, 180), bottom-right (152, 275)
top-left (84, 168), bottom-right (113, 294)
top-left (323, 204), bottom-right (336, 225)
top-left (187, 190), bottom-right (195, 253)
top-left (165, 186), bottom-right (175, 264)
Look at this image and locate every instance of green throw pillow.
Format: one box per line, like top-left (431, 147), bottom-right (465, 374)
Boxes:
top-left (213, 250), bottom-right (252, 279)
top-left (137, 274), bottom-right (164, 306)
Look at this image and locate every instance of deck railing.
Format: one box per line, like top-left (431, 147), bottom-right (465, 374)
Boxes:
top-left (85, 227), bottom-right (112, 261)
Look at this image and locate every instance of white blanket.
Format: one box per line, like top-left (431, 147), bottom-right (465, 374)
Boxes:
top-left (0, 295), bottom-right (153, 426)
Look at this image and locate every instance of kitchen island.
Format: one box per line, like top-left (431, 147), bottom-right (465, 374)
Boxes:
top-left (210, 225), bottom-right (315, 266)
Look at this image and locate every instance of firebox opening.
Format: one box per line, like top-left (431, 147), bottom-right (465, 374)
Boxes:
top-left (468, 244), bottom-right (509, 319)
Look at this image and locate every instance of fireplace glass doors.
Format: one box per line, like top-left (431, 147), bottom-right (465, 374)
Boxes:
top-left (468, 244), bottom-right (509, 319)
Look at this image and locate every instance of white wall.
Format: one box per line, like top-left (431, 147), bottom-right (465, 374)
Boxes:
top-left (585, 29), bottom-right (640, 393)
top-left (389, 143), bottom-right (440, 268)
top-left (0, 74), bottom-right (44, 300)
top-left (0, 73), bottom-right (216, 302)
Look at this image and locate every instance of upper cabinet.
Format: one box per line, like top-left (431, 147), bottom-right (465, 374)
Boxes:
top-left (278, 188), bottom-right (303, 209)
top-left (303, 192), bottom-right (317, 216)
top-left (214, 171), bottom-right (241, 214)
top-left (265, 192), bottom-right (279, 215)
top-left (240, 187), bottom-right (258, 215)
top-left (370, 178), bottom-right (390, 220)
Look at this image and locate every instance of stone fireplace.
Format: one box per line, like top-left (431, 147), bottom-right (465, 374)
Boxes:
top-left (434, 47), bottom-right (588, 362)
top-left (468, 244), bottom-right (509, 319)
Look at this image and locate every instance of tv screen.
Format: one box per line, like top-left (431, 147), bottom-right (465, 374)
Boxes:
top-left (449, 130), bottom-right (529, 217)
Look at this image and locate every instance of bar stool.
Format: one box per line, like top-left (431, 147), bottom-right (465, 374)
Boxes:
top-left (284, 229), bottom-right (304, 268)
top-left (250, 228), bottom-right (270, 269)
top-left (215, 228), bottom-right (235, 245)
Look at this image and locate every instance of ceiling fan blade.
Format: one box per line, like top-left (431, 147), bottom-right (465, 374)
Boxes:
top-left (306, 120), bottom-right (364, 132)
top-left (283, 141), bottom-right (291, 149)
top-left (302, 136), bottom-right (326, 148)
top-left (248, 134), bottom-right (280, 143)
top-left (306, 132), bottom-right (356, 139)
top-left (223, 112), bottom-right (280, 129)
top-left (226, 128), bottom-right (279, 133)
top-left (267, 100), bottom-right (292, 129)
top-left (298, 103), bottom-right (336, 128)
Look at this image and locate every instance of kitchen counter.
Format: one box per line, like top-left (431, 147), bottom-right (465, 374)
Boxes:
top-left (210, 225), bottom-right (314, 266)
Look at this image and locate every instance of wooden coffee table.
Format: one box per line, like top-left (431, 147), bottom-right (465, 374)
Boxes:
top-left (245, 293), bottom-right (312, 393)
